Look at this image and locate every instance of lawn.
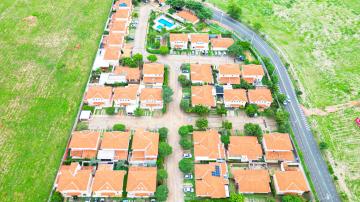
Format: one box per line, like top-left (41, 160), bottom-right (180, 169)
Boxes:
top-left (0, 0), bottom-right (112, 201)
top-left (207, 0), bottom-right (360, 201)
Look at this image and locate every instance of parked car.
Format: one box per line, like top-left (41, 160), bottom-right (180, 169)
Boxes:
top-left (183, 187), bottom-right (194, 193)
top-left (183, 153), bottom-right (192, 158)
top-left (184, 173), bottom-right (193, 179)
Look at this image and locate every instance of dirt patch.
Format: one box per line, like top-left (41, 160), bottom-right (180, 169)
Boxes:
top-left (23, 16), bottom-right (37, 27)
top-left (302, 99), bottom-right (360, 116)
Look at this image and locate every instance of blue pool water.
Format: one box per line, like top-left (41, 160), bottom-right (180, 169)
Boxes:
top-left (156, 25), bottom-right (164, 30)
top-left (158, 18), bottom-right (174, 28)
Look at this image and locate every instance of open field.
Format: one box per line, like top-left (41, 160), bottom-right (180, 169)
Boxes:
top-left (0, 0), bottom-right (111, 201)
top-left (207, 0), bottom-right (360, 200)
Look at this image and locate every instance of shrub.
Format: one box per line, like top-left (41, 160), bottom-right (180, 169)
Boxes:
top-left (180, 138), bottom-right (192, 150)
top-left (192, 105), bottom-right (210, 116)
top-left (132, 53), bottom-right (143, 66)
top-left (281, 195), bottom-right (304, 202)
top-left (158, 142), bottom-right (172, 157)
top-left (244, 123), bottom-right (263, 142)
top-left (121, 57), bottom-right (137, 67)
top-left (180, 99), bottom-right (191, 112)
top-left (319, 141), bottom-right (328, 150)
top-left (82, 105), bottom-right (95, 113)
top-left (245, 104), bottom-right (258, 117)
top-left (179, 158), bottom-right (193, 173)
top-left (157, 169), bottom-right (168, 183)
top-left (162, 86), bottom-right (173, 104)
top-left (147, 54), bottom-right (158, 62)
top-left (216, 104), bottom-right (227, 115)
top-left (75, 122), bottom-right (88, 131)
top-left (105, 107), bottom-right (116, 115)
top-left (134, 107), bottom-right (144, 117)
top-left (178, 75), bottom-right (191, 87)
top-left (221, 133), bottom-right (230, 145)
top-left (229, 193), bottom-right (245, 202)
top-left (227, 0), bottom-right (242, 20)
top-left (222, 120), bottom-right (232, 130)
top-left (178, 125), bottom-right (190, 137)
top-left (50, 191), bottom-right (64, 202)
top-left (195, 118), bottom-right (208, 130)
top-left (155, 185), bottom-right (169, 202)
top-left (159, 127), bottom-right (169, 141)
top-left (113, 123), bottom-right (126, 131)
top-left (159, 46), bottom-right (169, 55)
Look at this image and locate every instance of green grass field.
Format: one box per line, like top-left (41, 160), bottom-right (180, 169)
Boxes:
top-left (207, 0), bottom-right (360, 200)
top-left (0, 0), bottom-right (112, 201)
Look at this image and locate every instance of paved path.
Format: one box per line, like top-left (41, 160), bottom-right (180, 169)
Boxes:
top-left (208, 5), bottom-right (340, 202)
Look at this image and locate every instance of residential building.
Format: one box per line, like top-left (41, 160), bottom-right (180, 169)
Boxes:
top-left (273, 170), bottom-right (310, 195)
top-left (113, 85), bottom-right (139, 108)
top-left (127, 166), bottom-right (157, 198)
top-left (109, 20), bottom-right (128, 34)
top-left (143, 63), bottom-right (164, 86)
top-left (114, 66), bottom-right (141, 83)
top-left (113, 0), bottom-right (132, 10)
top-left (193, 129), bottom-right (226, 162)
top-left (262, 133), bottom-right (295, 162)
top-left (129, 129), bottom-right (159, 165)
top-left (111, 9), bottom-right (131, 23)
top-left (169, 33), bottom-right (188, 50)
top-left (195, 162), bottom-right (229, 198)
top-left (55, 163), bottom-right (93, 197)
top-left (231, 169), bottom-right (271, 194)
top-left (218, 64), bottom-right (241, 84)
top-left (241, 64), bottom-right (265, 84)
top-left (103, 46), bottom-right (122, 66)
top-left (191, 85), bottom-right (216, 108)
top-left (139, 88), bottom-right (163, 110)
top-left (97, 131), bottom-right (130, 161)
top-left (223, 89), bottom-right (248, 108)
top-left (103, 32), bottom-right (124, 48)
top-left (190, 34), bottom-right (209, 52)
top-left (69, 131), bottom-right (101, 159)
top-left (175, 10), bottom-right (199, 24)
top-left (210, 37), bottom-right (234, 52)
top-left (84, 85), bottom-right (113, 107)
top-left (190, 63), bottom-right (213, 84)
top-left (247, 88), bottom-right (273, 108)
top-left (92, 165), bottom-right (126, 197)
top-left (228, 136), bottom-right (263, 162)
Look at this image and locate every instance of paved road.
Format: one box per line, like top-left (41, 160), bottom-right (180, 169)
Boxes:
top-left (209, 6), bottom-right (340, 202)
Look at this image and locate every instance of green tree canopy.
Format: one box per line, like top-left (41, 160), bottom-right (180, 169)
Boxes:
top-left (180, 138), bottom-right (192, 150)
top-left (162, 86), bottom-right (174, 104)
top-left (221, 134), bottom-right (230, 145)
top-left (180, 99), bottom-right (191, 112)
top-left (166, 0), bottom-right (185, 10)
top-left (196, 118), bottom-right (208, 130)
top-left (159, 46), bottom-right (169, 55)
top-left (147, 54), bottom-right (158, 62)
top-left (179, 158), bottom-right (194, 173)
top-left (155, 185), bottom-right (169, 202)
top-left (281, 195), bottom-right (305, 202)
top-left (105, 107), bottom-right (115, 115)
top-left (222, 120), bottom-right (232, 130)
top-left (157, 169), bottom-right (168, 183)
top-left (245, 104), bottom-right (258, 117)
top-left (158, 142), bottom-right (173, 157)
top-left (113, 123), bottom-right (125, 131)
top-left (229, 193), bottom-right (245, 202)
top-left (178, 75), bottom-right (191, 87)
top-left (192, 105), bottom-right (210, 116)
top-left (178, 125), bottom-right (190, 137)
top-left (244, 123), bottom-right (263, 142)
top-left (227, 0), bottom-right (242, 20)
top-left (158, 127), bottom-right (169, 141)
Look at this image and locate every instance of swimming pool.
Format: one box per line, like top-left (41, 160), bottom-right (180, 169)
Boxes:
top-left (153, 15), bottom-right (177, 31)
top-left (158, 18), bottom-right (174, 28)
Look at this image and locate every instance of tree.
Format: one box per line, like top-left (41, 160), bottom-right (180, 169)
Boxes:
top-left (244, 123), bottom-right (263, 142)
top-left (275, 109), bottom-right (290, 133)
top-left (147, 54), bottom-right (158, 62)
top-left (240, 79), bottom-right (254, 89)
top-left (196, 118), bottom-right (208, 130)
top-left (180, 99), bottom-right (190, 112)
top-left (159, 46), bottom-right (169, 55)
top-left (180, 138), bottom-right (192, 150)
top-left (105, 107), bottom-right (115, 115)
top-left (178, 125), bottom-right (190, 137)
top-left (162, 86), bottom-right (174, 104)
top-left (281, 195), bottom-right (304, 202)
top-left (222, 120), bottom-right (232, 130)
top-left (221, 134), bottom-right (230, 145)
top-left (196, 7), bottom-right (213, 21)
top-left (253, 22), bottom-right (262, 32)
top-left (319, 141), bottom-right (328, 150)
top-left (276, 93), bottom-right (287, 104)
top-left (178, 75), bottom-right (191, 87)
top-left (155, 185), bottom-right (169, 202)
top-left (132, 53), bottom-right (143, 66)
top-left (166, 0), bottom-right (185, 10)
top-left (159, 142), bottom-right (172, 157)
top-left (216, 104), bottom-right (227, 115)
top-left (75, 122), bottom-right (88, 131)
top-left (228, 43), bottom-right (244, 58)
top-left (121, 57), bottom-right (137, 67)
top-left (179, 158), bottom-right (194, 173)
top-left (50, 192), bottom-right (63, 202)
top-left (134, 107), bottom-right (144, 117)
top-left (192, 105), bottom-right (210, 116)
top-left (113, 123), bottom-right (126, 131)
top-left (229, 193), bottom-right (245, 202)
top-left (227, 0), bottom-right (242, 20)
top-left (245, 104), bottom-right (258, 117)
top-left (159, 127), bottom-right (169, 141)
top-left (157, 169), bottom-right (168, 183)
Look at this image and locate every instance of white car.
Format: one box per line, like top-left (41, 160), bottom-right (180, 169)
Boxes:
top-left (183, 187), bottom-right (194, 193)
top-left (184, 173), bottom-right (193, 179)
top-left (183, 153), bottom-right (192, 158)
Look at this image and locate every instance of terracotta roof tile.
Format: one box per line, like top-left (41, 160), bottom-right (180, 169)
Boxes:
top-left (112, 9), bottom-right (130, 20)
top-left (191, 85), bottom-right (215, 107)
top-left (190, 34), bottom-right (209, 43)
top-left (101, 131), bottom-right (130, 150)
top-left (103, 46), bottom-right (121, 60)
top-left (110, 20), bottom-right (127, 32)
top-left (193, 130), bottom-right (225, 160)
top-left (265, 151), bottom-right (295, 162)
top-left (130, 129), bottom-right (159, 161)
top-left (113, 0), bottom-right (132, 9)
top-left (69, 131), bottom-right (101, 149)
top-left (232, 169), bottom-right (270, 193)
top-left (92, 170), bottom-right (126, 194)
top-left (241, 64), bottom-right (264, 77)
top-left (113, 85), bottom-right (139, 100)
top-left (114, 66), bottom-right (140, 81)
top-left (228, 136), bottom-right (262, 160)
top-left (247, 88), bottom-right (273, 104)
top-left (170, 33), bottom-right (189, 42)
top-left (57, 164), bottom-right (93, 195)
top-left (85, 86), bottom-right (113, 101)
top-left (224, 89), bottom-right (248, 104)
top-left (127, 166), bottom-right (157, 193)
top-left (211, 37), bottom-right (234, 49)
top-left (140, 88), bottom-right (162, 101)
top-left (176, 10), bottom-right (199, 24)
top-left (263, 133), bottom-right (293, 151)
top-left (106, 33), bottom-right (124, 46)
top-left (190, 64), bottom-right (213, 83)
top-left (274, 171), bottom-right (309, 193)
top-left (218, 64), bottom-right (240, 74)
top-left (143, 63), bottom-right (164, 75)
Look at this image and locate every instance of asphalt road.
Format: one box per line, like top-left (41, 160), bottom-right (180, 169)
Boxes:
top-left (209, 7), bottom-right (340, 202)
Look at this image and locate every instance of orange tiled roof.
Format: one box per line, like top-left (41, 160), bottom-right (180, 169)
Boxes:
top-left (127, 166), bottom-right (157, 193)
top-left (247, 88), bottom-right (273, 103)
top-left (228, 136), bottom-right (262, 160)
top-left (107, 33), bottom-right (124, 45)
top-left (114, 66), bottom-right (140, 81)
top-left (224, 89), bottom-right (248, 104)
top-left (176, 10), bottom-right (199, 24)
top-left (218, 64), bottom-right (240, 75)
top-left (113, 85), bottom-right (139, 101)
top-left (131, 129), bottom-right (159, 157)
top-left (143, 63), bottom-right (164, 75)
top-left (241, 64), bottom-right (264, 77)
top-left (114, 0), bottom-right (132, 8)
top-left (190, 64), bottom-right (213, 83)
top-left (195, 162), bottom-right (229, 198)
top-left (263, 133), bottom-right (293, 151)
top-left (112, 9), bottom-right (130, 20)
top-left (104, 46), bottom-right (121, 60)
top-left (140, 88), bottom-right (162, 102)
top-left (219, 77), bottom-right (241, 84)
top-left (274, 171), bottom-right (309, 193)
top-left (191, 85), bottom-right (215, 107)
top-left (211, 37), bottom-right (234, 49)
top-left (190, 34), bottom-right (209, 43)
top-left (231, 169), bottom-right (271, 193)
top-left (69, 131), bottom-right (101, 149)
top-left (170, 33), bottom-right (188, 42)
top-left (101, 131), bottom-right (130, 150)
top-left (92, 169), bottom-right (126, 194)
top-left (110, 20), bottom-right (127, 32)
top-left (85, 86), bottom-right (113, 101)
top-left (265, 151), bottom-right (295, 162)
top-left (193, 130), bottom-right (225, 160)
top-left (57, 164), bottom-right (93, 194)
